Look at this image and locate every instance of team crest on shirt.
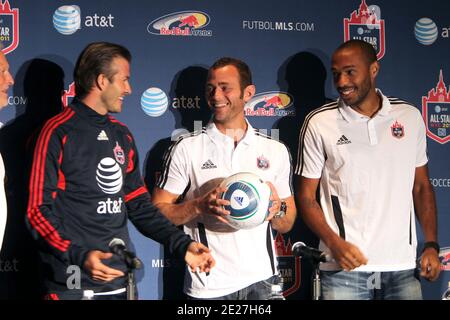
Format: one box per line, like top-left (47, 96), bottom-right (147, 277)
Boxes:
top-left (257, 155), bottom-right (270, 170)
top-left (343, 0), bottom-right (385, 60)
top-left (391, 120), bottom-right (404, 139)
top-left (113, 142), bottom-right (125, 165)
top-left (274, 233), bottom-right (301, 297)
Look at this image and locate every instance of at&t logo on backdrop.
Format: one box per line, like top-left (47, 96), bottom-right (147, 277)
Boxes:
top-left (422, 70), bottom-right (450, 144)
top-left (141, 87), bottom-right (168, 117)
top-left (53, 5), bottom-right (115, 35)
top-left (414, 17), bottom-right (450, 46)
top-left (343, 0), bottom-right (385, 60)
top-left (147, 11), bottom-right (212, 37)
top-left (245, 91), bottom-right (294, 117)
top-left (0, 0), bottom-right (19, 54)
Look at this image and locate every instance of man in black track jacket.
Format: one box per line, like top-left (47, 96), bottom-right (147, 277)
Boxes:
top-left (27, 42), bottom-right (215, 300)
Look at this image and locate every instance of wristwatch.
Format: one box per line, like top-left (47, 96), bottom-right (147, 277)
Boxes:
top-left (422, 241), bottom-right (440, 254)
top-left (274, 201), bottom-right (287, 218)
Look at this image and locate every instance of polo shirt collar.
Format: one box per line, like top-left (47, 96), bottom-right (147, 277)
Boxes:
top-left (206, 119), bottom-right (256, 145)
top-left (338, 89), bottom-right (392, 122)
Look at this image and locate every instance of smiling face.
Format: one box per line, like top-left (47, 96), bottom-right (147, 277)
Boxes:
top-left (99, 56), bottom-right (132, 114)
top-left (205, 65), bottom-right (255, 131)
top-left (331, 46), bottom-right (378, 108)
top-left (0, 52), bottom-right (14, 109)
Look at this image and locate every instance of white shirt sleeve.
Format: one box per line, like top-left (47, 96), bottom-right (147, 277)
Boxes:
top-left (158, 139), bottom-right (190, 195)
top-left (415, 109), bottom-right (429, 167)
top-left (296, 117), bottom-right (325, 179)
top-left (0, 154), bottom-right (7, 252)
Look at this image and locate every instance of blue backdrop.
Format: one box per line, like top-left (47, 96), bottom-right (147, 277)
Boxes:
top-left (0, 0), bottom-right (448, 300)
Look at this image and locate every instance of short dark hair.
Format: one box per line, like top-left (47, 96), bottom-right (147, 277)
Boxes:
top-left (335, 39), bottom-right (378, 64)
top-left (74, 42), bottom-right (131, 99)
top-left (209, 57), bottom-right (252, 91)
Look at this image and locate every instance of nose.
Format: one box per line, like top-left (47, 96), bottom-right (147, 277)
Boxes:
top-left (6, 71), bottom-right (13, 86)
top-left (125, 81), bottom-right (132, 95)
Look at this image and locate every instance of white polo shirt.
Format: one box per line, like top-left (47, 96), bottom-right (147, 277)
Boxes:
top-left (296, 90), bottom-right (428, 272)
top-left (157, 120), bottom-right (293, 298)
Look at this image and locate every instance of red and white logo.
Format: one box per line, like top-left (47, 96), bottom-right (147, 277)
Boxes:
top-left (114, 142), bottom-right (125, 165)
top-left (422, 70), bottom-right (450, 144)
top-left (344, 0), bottom-right (385, 60)
top-left (0, 0), bottom-right (19, 55)
top-left (391, 120), bottom-right (405, 139)
top-left (61, 82), bottom-right (76, 108)
top-left (274, 233), bottom-right (301, 297)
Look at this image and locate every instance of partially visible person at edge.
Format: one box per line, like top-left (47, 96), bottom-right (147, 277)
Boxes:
top-left (0, 44), bottom-right (14, 253)
top-left (26, 42), bottom-right (215, 300)
top-left (296, 39), bottom-right (440, 300)
top-left (152, 57), bottom-right (297, 300)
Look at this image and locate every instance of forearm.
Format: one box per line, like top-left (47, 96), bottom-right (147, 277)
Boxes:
top-left (155, 198), bottom-right (202, 226)
top-left (413, 183), bottom-right (438, 242)
top-left (299, 196), bottom-right (340, 247)
top-left (271, 197), bottom-right (296, 233)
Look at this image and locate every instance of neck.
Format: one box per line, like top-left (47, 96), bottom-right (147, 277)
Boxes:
top-left (351, 91), bottom-right (381, 118)
top-left (215, 117), bottom-right (248, 143)
top-left (81, 94), bottom-right (107, 115)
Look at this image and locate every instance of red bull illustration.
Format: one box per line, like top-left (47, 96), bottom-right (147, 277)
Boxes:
top-left (245, 91), bottom-right (294, 117)
top-left (147, 11), bottom-right (212, 36)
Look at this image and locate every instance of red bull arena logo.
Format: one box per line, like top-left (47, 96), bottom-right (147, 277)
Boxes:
top-left (147, 11), bottom-right (212, 36)
top-left (0, 0), bottom-right (19, 54)
top-left (245, 91), bottom-right (294, 117)
top-left (344, 0), bottom-right (385, 60)
top-left (440, 247), bottom-right (450, 271)
top-left (422, 70), bottom-right (450, 144)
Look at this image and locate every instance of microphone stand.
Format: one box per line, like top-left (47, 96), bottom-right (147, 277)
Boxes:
top-left (311, 260), bottom-right (321, 301)
top-left (124, 254), bottom-right (141, 300)
top-left (127, 266), bottom-right (137, 300)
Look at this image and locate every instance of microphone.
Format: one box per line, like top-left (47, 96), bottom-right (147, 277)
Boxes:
top-left (109, 238), bottom-right (143, 269)
top-left (292, 241), bottom-right (332, 263)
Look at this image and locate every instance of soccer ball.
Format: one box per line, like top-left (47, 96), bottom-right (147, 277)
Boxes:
top-left (219, 172), bottom-right (271, 230)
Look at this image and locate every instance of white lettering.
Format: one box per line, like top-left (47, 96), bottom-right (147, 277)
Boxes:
top-left (97, 197), bottom-right (123, 214)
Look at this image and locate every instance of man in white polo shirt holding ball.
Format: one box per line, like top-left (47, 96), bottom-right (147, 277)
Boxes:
top-left (152, 57), bottom-right (297, 300)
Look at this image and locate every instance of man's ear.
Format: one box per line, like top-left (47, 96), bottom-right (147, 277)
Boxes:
top-left (243, 84), bottom-right (256, 103)
top-left (370, 61), bottom-right (380, 80)
top-left (95, 74), bottom-right (108, 91)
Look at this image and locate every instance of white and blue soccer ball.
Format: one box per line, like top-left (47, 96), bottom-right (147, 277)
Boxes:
top-left (220, 172), bottom-right (271, 230)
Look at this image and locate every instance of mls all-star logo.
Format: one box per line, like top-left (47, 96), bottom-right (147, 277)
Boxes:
top-left (0, 0), bottom-right (19, 55)
top-left (61, 82), bottom-right (76, 107)
top-left (274, 233), bottom-right (301, 297)
top-left (391, 120), bottom-right (405, 139)
top-left (344, 0), bottom-right (385, 60)
top-left (422, 70), bottom-right (450, 144)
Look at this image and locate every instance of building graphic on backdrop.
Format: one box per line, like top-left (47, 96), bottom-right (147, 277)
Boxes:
top-left (62, 82), bottom-right (76, 108)
top-left (147, 11), bottom-right (212, 37)
top-left (0, 0), bottom-right (19, 54)
top-left (422, 70), bottom-right (450, 144)
top-left (275, 233), bottom-right (301, 297)
top-left (245, 91), bottom-right (294, 117)
top-left (344, 0), bottom-right (385, 60)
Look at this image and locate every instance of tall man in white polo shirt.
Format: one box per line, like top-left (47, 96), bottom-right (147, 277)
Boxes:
top-left (152, 57), bottom-right (297, 299)
top-left (296, 40), bottom-right (440, 299)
